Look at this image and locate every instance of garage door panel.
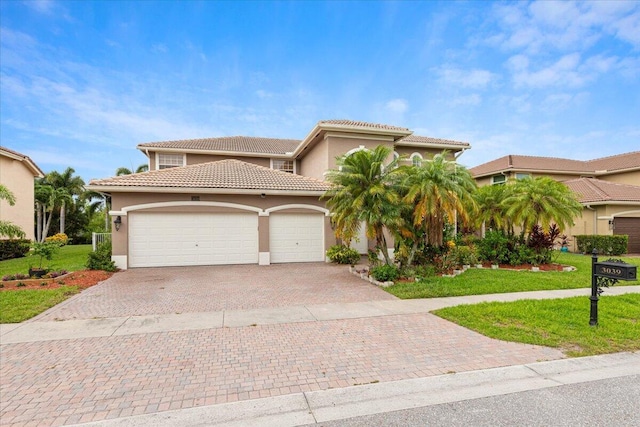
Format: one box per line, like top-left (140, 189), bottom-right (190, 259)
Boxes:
top-left (129, 213), bottom-right (258, 268)
top-left (614, 217), bottom-right (640, 254)
top-left (270, 214), bottom-right (324, 263)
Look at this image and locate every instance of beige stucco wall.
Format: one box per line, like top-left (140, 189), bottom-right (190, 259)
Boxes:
top-left (299, 139), bottom-right (329, 181)
top-left (0, 156), bottom-right (36, 240)
top-left (562, 204), bottom-right (640, 251)
top-left (600, 170), bottom-right (640, 186)
top-left (109, 192), bottom-right (336, 265)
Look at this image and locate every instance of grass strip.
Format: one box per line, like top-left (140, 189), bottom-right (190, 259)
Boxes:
top-left (0, 245), bottom-right (92, 276)
top-left (433, 294), bottom-right (640, 357)
top-left (0, 286), bottom-right (79, 323)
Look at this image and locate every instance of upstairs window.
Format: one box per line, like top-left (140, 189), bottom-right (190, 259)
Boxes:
top-left (515, 173), bottom-right (531, 180)
top-left (410, 153), bottom-right (423, 167)
top-left (157, 153), bottom-right (184, 169)
top-left (492, 174), bottom-right (507, 185)
top-left (272, 159), bottom-right (294, 173)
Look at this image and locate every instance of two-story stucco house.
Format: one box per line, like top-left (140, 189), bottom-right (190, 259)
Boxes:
top-left (0, 147), bottom-right (45, 241)
top-left (469, 151), bottom-right (640, 253)
top-left (87, 120), bottom-right (470, 269)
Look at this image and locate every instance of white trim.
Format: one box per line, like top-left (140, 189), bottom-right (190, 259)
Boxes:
top-left (410, 152), bottom-right (423, 167)
top-left (344, 145), bottom-right (371, 156)
top-left (264, 204), bottom-right (330, 216)
top-left (602, 209), bottom-right (640, 219)
top-left (112, 255), bottom-right (127, 270)
top-left (395, 141), bottom-right (470, 151)
top-left (323, 131), bottom-right (396, 142)
top-left (155, 152), bottom-right (186, 170)
top-left (110, 201), bottom-right (263, 216)
top-left (259, 252), bottom-right (270, 265)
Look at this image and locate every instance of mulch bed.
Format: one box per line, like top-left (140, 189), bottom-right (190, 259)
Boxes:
top-left (481, 262), bottom-right (567, 271)
top-left (0, 270), bottom-right (115, 291)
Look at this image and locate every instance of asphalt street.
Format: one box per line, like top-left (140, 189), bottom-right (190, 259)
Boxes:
top-left (305, 374), bottom-right (640, 427)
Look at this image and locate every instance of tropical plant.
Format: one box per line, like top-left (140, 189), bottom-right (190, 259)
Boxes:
top-left (34, 181), bottom-right (71, 242)
top-left (326, 245), bottom-right (361, 265)
top-left (0, 184), bottom-right (26, 239)
top-left (402, 152), bottom-right (477, 248)
top-left (116, 164), bottom-right (149, 175)
top-left (474, 183), bottom-right (513, 234)
top-left (30, 240), bottom-right (63, 270)
top-left (503, 177), bottom-right (583, 234)
top-left (45, 167), bottom-right (85, 235)
top-left (86, 241), bottom-right (117, 271)
top-left (323, 145), bottom-right (404, 266)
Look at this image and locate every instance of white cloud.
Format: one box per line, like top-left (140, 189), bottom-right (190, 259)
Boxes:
top-left (23, 0), bottom-right (55, 14)
top-left (448, 94), bottom-right (481, 107)
top-left (385, 98), bottom-right (408, 114)
top-left (436, 66), bottom-right (497, 89)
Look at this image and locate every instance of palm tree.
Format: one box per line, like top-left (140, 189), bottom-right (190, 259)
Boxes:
top-left (116, 164), bottom-right (149, 175)
top-left (503, 176), bottom-right (583, 234)
top-left (402, 152), bottom-right (477, 247)
top-left (323, 145), bottom-right (403, 266)
top-left (45, 167), bottom-right (85, 234)
top-left (34, 181), bottom-right (72, 242)
top-left (0, 184), bottom-right (25, 239)
top-left (474, 183), bottom-right (513, 234)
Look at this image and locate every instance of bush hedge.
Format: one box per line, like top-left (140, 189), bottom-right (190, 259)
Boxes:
top-left (0, 239), bottom-right (31, 261)
top-left (326, 245), bottom-right (361, 265)
top-left (86, 241), bottom-right (117, 272)
top-left (575, 235), bottom-right (628, 256)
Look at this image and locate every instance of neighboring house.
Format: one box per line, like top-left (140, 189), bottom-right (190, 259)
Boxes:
top-left (88, 119), bottom-right (470, 269)
top-left (469, 152), bottom-right (640, 253)
top-left (0, 146), bottom-right (45, 241)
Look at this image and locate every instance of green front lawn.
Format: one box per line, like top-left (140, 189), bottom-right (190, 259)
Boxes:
top-left (433, 294), bottom-right (640, 357)
top-left (0, 286), bottom-right (80, 323)
top-left (386, 252), bottom-right (640, 299)
top-left (0, 244), bottom-right (92, 276)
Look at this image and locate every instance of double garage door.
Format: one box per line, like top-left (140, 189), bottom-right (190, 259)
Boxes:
top-left (128, 212), bottom-right (324, 267)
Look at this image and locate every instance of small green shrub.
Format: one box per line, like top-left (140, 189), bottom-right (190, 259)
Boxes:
top-left (575, 235), bottom-right (628, 256)
top-left (0, 239), bottom-right (31, 261)
top-left (370, 264), bottom-right (400, 282)
top-left (326, 245), bottom-right (361, 265)
top-left (451, 245), bottom-right (478, 266)
top-left (86, 242), bottom-right (117, 272)
top-left (16, 282), bottom-right (26, 287)
top-left (30, 241), bottom-right (63, 269)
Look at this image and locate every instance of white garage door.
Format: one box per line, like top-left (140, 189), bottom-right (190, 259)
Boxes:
top-left (129, 212), bottom-right (258, 267)
top-left (269, 213), bottom-right (325, 263)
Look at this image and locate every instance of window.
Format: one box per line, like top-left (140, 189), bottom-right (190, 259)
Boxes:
top-left (515, 173), bottom-right (531, 180)
top-left (492, 174), bottom-right (506, 185)
top-left (157, 154), bottom-right (184, 169)
top-left (272, 159), bottom-right (294, 173)
top-left (410, 153), bottom-right (423, 167)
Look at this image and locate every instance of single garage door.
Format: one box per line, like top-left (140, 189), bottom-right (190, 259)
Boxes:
top-left (614, 217), bottom-right (640, 254)
top-left (129, 212), bottom-right (258, 267)
top-left (269, 213), bottom-right (325, 263)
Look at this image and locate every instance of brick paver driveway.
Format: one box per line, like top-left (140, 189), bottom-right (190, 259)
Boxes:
top-left (34, 263), bottom-right (396, 321)
top-left (1, 263), bottom-right (564, 426)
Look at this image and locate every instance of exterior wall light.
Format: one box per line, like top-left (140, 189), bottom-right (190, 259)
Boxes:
top-left (114, 216), bottom-right (122, 231)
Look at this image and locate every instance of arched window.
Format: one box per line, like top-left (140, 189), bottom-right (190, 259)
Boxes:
top-left (410, 153), bottom-right (423, 167)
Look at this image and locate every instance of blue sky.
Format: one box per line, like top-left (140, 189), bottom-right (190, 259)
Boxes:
top-left (1, 0), bottom-right (639, 183)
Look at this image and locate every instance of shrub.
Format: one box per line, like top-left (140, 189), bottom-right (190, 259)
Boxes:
top-left (0, 239), bottom-right (30, 261)
top-left (575, 235), bottom-right (629, 256)
top-left (30, 241), bottom-right (63, 269)
top-left (370, 264), bottom-right (400, 282)
top-left (477, 231), bottom-right (513, 264)
top-left (86, 241), bottom-right (117, 271)
top-left (451, 245), bottom-right (478, 266)
top-left (45, 233), bottom-right (69, 246)
top-left (326, 245), bottom-right (361, 265)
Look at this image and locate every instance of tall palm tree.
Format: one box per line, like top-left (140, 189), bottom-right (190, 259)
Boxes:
top-left (116, 164), bottom-right (149, 175)
top-left (402, 153), bottom-right (477, 247)
top-left (323, 145), bottom-right (403, 266)
top-left (34, 181), bottom-right (72, 242)
top-left (503, 176), bottom-right (583, 234)
top-left (45, 167), bottom-right (85, 234)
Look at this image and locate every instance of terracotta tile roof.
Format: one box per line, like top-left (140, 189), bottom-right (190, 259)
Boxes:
top-left (565, 178), bottom-right (640, 203)
top-left (399, 134), bottom-right (470, 147)
top-left (0, 146), bottom-right (45, 177)
top-left (138, 136), bottom-right (301, 155)
top-left (470, 152), bottom-right (640, 177)
top-left (318, 119), bottom-right (410, 132)
top-left (88, 159), bottom-right (330, 192)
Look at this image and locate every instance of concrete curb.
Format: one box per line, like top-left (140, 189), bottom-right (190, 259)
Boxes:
top-left (68, 352), bottom-right (640, 427)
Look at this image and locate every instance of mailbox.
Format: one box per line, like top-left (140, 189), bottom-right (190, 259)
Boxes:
top-left (594, 261), bottom-right (637, 281)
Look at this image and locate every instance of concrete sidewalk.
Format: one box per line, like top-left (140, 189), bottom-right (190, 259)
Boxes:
top-left (2, 285), bottom-right (639, 344)
top-left (68, 352), bottom-right (640, 427)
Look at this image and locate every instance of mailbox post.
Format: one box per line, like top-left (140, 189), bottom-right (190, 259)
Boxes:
top-left (590, 249), bottom-right (638, 326)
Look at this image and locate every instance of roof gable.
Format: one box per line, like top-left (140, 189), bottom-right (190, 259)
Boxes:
top-left (88, 159), bottom-right (331, 194)
top-left (564, 177), bottom-right (640, 203)
top-left (0, 146), bottom-right (45, 178)
top-left (138, 136), bottom-right (300, 156)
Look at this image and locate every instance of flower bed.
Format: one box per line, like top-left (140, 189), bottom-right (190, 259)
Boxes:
top-left (0, 270), bottom-right (114, 291)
